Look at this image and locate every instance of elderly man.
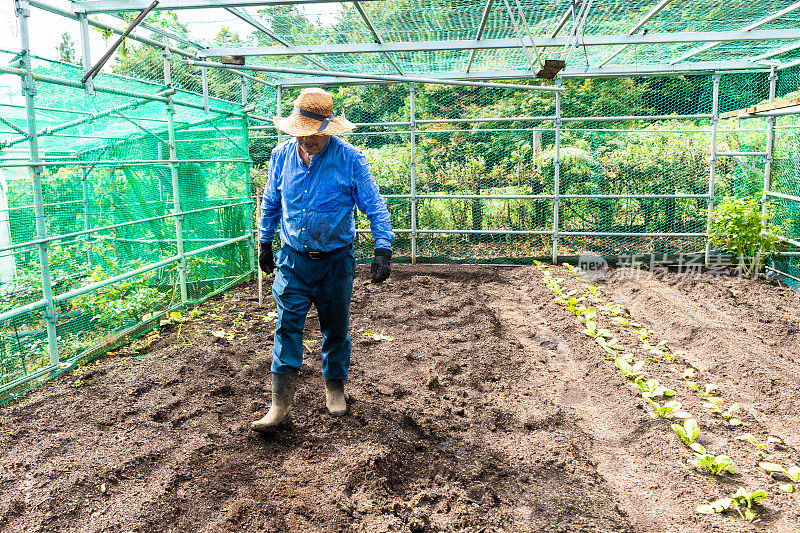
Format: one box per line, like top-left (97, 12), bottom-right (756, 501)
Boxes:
top-left (252, 88), bottom-right (394, 433)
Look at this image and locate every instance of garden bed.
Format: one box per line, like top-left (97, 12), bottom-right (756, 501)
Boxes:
top-left (1, 263), bottom-right (799, 532)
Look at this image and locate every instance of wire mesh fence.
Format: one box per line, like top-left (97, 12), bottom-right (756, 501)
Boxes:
top-left (0, 50), bottom-right (254, 403)
top-left (3, 34), bottom-right (800, 402)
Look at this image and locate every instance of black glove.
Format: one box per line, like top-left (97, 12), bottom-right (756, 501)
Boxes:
top-left (370, 248), bottom-right (391, 283)
top-left (259, 241), bottom-right (275, 274)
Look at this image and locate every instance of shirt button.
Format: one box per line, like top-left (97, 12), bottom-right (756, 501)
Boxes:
top-left (302, 209), bottom-right (305, 212)
top-left (301, 227), bottom-right (305, 231)
top-left (304, 190), bottom-right (307, 193)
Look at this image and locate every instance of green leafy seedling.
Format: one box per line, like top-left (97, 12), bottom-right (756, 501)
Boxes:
top-left (364, 332), bottom-right (394, 341)
top-left (672, 418), bottom-right (700, 446)
top-left (699, 384), bottom-right (718, 399)
top-left (595, 335), bottom-right (623, 357)
top-left (598, 303), bottom-right (625, 317)
top-left (690, 442), bottom-right (735, 475)
top-left (680, 368), bottom-right (696, 380)
top-left (615, 355), bottom-right (646, 379)
top-left (697, 488), bottom-right (767, 522)
top-left (735, 434), bottom-right (781, 456)
top-left (160, 311), bottom-right (184, 326)
top-left (759, 462), bottom-right (800, 482)
top-left (611, 316), bottom-right (642, 328)
top-left (645, 398), bottom-right (690, 419)
top-left (703, 398), bottom-right (742, 425)
top-left (633, 376), bottom-right (675, 399)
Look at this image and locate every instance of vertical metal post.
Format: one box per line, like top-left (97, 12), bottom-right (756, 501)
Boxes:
top-left (757, 68), bottom-right (779, 278)
top-left (552, 78), bottom-right (562, 264)
top-left (201, 66), bottom-right (210, 113)
top-left (243, 112), bottom-right (256, 273)
top-left (163, 49), bottom-right (188, 303)
top-left (409, 83), bottom-right (417, 264)
top-left (704, 74), bottom-right (721, 268)
top-left (240, 75), bottom-right (248, 107)
top-left (81, 166), bottom-right (93, 268)
top-left (78, 13), bottom-right (94, 94)
top-left (16, 0), bottom-right (59, 366)
top-left (764, 68), bottom-right (778, 210)
top-left (275, 84), bottom-right (282, 143)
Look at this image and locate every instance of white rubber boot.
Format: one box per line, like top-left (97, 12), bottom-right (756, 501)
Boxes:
top-left (325, 379), bottom-right (347, 417)
top-left (251, 370), bottom-right (298, 433)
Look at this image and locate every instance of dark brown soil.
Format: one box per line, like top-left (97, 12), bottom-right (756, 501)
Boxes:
top-left (1, 264), bottom-right (799, 532)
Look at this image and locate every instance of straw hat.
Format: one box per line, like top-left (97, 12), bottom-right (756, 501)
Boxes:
top-left (273, 88), bottom-right (355, 136)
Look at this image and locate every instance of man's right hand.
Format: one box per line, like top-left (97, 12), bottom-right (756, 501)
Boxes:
top-left (259, 241), bottom-right (275, 274)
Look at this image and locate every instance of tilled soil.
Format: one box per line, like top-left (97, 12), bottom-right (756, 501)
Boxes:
top-left (1, 264), bottom-right (799, 532)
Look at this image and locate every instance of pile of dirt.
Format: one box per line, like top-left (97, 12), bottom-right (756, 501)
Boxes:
top-left (1, 264), bottom-right (798, 532)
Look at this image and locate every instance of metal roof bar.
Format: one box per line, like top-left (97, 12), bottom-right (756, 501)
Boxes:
top-left (223, 6), bottom-right (330, 71)
top-left (200, 29), bottom-right (800, 57)
top-left (107, 12), bottom-right (205, 49)
top-left (185, 59), bottom-right (564, 91)
top-left (750, 41), bottom-right (800, 62)
top-left (353, 1), bottom-right (403, 74)
top-left (598, 0), bottom-right (673, 67)
top-left (669, 1), bottom-right (800, 64)
top-left (70, 0), bottom-right (380, 13)
top-left (466, 0), bottom-right (494, 73)
top-left (33, 0), bottom-right (191, 57)
top-left (550, 0), bottom-right (580, 38)
top-left (272, 60), bottom-right (770, 86)
top-left (502, 0), bottom-right (543, 70)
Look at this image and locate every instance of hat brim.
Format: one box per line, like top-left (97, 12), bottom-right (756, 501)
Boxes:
top-left (273, 113), bottom-right (355, 136)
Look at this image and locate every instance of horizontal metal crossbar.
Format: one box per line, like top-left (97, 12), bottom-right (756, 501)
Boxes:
top-left (71, 0), bottom-right (379, 12)
top-left (201, 30), bottom-right (800, 57)
top-left (274, 61), bottom-right (771, 86)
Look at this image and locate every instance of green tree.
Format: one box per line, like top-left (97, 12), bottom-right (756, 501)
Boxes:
top-left (56, 32), bottom-right (75, 64)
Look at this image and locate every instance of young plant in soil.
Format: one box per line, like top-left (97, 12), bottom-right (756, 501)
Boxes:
top-left (697, 488), bottom-right (767, 521)
top-left (690, 443), bottom-right (735, 475)
top-left (614, 354), bottom-right (646, 379)
top-left (735, 434), bottom-right (781, 457)
top-left (611, 316), bottom-right (642, 328)
top-left (759, 462), bottom-right (800, 491)
top-left (645, 398), bottom-right (690, 420)
top-left (672, 418), bottom-right (700, 446)
top-left (633, 376), bottom-right (675, 399)
top-left (703, 397), bottom-right (742, 426)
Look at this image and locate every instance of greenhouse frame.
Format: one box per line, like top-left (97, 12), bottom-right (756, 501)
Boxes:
top-left (2, 0), bottom-right (800, 402)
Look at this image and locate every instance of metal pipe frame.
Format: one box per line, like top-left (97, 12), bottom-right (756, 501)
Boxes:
top-left (185, 60), bottom-right (563, 92)
top-left (0, 233), bottom-right (251, 326)
top-left (669, 2), bottom-right (800, 65)
top-left (163, 49), bottom-right (188, 303)
top-left (275, 62), bottom-right (772, 87)
top-left (14, 0), bottom-right (59, 366)
top-left (466, 0), bottom-right (494, 73)
top-left (223, 6), bottom-right (330, 71)
top-left (353, 1), bottom-right (403, 75)
top-left (0, 200), bottom-right (253, 254)
top-left (552, 78), bottom-right (562, 263)
top-left (704, 74), bottom-right (720, 268)
top-left (2, 89), bottom-right (175, 149)
top-left (30, 0), bottom-right (192, 58)
top-left (201, 30), bottom-right (800, 57)
top-left (72, 0), bottom-right (380, 12)
top-left (409, 83), bottom-right (417, 264)
top-left (598, 0), bottom-right (673, 67)
top-left (766, 191), bottom-right (800, 203)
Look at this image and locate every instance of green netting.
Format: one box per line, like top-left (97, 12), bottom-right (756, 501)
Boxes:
top-left (158, 0), bottom-right (800, 76)
top-left (0, 51), bottom-right (253, 403)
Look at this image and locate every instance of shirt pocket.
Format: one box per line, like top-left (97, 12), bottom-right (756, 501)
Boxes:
top-left (315, 183), bottom-right (351, 212)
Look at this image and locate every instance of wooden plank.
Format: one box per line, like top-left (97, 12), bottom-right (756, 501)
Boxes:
top-left (721, 97), bottom-right (800, 118)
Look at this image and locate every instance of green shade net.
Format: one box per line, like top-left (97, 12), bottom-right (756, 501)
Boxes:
top-left (0, 51), bottom-right (253, 403)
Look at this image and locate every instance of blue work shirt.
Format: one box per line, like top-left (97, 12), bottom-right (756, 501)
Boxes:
top-left (258, 136), bottom-right (394, 252)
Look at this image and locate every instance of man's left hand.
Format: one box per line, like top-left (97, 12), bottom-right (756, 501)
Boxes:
top-left (370, 248), bottom-right (391, 283)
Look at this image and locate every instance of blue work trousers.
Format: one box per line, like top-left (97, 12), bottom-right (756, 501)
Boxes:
top-left (271, 245), bottom-right (356, 380)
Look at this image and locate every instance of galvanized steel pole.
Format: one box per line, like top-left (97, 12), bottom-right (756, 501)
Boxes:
top-left (705, 74), bottom-right (720, 268)
top-left (552, 78), bottom-right (563, 264)
top-left (163, 49), bottom-right (189, 303)
top-left (15, 0), bottom-right (60, 366)
top-left (81, 166), bottom-right (93, 267)
top-left (409, 83), bottom-right (417, 264)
